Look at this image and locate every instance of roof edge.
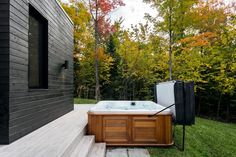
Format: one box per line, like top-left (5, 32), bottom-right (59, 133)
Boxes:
top-left (55, 0), bottom-right (74, 25)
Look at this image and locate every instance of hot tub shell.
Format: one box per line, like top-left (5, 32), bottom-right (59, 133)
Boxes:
top-left (88, 101), bottom-right (173, 146)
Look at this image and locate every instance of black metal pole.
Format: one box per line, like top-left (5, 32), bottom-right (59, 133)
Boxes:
top-left (182, 124), bottom-right (185, 151)
top-left (182, 81), bottom-right (186, 151)
top-left (148, 104), bottom-right (175, 117)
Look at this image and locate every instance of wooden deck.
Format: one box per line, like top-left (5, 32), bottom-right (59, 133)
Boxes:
top-left (0, 105), bottom-right (106, 157)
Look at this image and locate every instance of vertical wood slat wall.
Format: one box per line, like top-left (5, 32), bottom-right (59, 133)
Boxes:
top-left (0, 0), bottom-right (74, 144)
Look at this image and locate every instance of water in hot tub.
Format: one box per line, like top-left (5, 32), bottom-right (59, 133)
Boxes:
top-left (96, 101), bottom-right (165, 110)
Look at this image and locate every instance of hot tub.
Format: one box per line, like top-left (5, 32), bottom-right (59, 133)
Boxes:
top-left (88, 101), bottom-right (173, 146)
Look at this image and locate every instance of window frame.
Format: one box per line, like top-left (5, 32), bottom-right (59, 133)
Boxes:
top-left (28, 4), bottom-right (48, 89)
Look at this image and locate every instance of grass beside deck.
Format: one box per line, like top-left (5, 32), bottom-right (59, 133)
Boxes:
top-left (74, 98), bottom-right (97, 104)
top-left (149, 117), bottom-right (236, 157)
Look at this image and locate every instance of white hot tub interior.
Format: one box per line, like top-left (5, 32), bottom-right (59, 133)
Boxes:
top-left (89, 101), bottom-right (171, 114)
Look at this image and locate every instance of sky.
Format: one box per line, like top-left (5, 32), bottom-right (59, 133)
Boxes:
top-left (61, 0), bottom-right (156, 29)
top-left (61, 0), bottom-right (233, 29)
top-left (108, 0), bottom-right (156, 29)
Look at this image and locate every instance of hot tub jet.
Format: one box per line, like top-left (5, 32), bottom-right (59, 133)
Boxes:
top-left (131, 102), bottom-right (136, 106)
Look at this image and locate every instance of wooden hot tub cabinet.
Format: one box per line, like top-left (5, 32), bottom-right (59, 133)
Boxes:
top-left (88, 112), bottom-right (173, 146)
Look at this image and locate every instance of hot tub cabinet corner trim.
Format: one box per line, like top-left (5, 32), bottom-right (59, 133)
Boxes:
top-left (88, 112), bottom-right (173, 146)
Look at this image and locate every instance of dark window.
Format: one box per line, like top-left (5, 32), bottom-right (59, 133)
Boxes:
top-left (28, 5), bottom-right (48, 89)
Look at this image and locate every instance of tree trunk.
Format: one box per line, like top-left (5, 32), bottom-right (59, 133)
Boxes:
top-left (168, 0), bottom-right (173, 81)
top-left (132, 82), bottom-right (135, 100)
top-left (86, 88), bottom-right (89, 99)
top-left (217, 92), bottom-right (222, 119)
top-left (78, 86), bottom-right (82, 98)
top-left (226, 102), bottom-right (230, 122)
top-left (123, 79), bottom-right (128, 100)
top-left (197, 92), bottom-right (202, 116)
top-left (94, 0), bottom-right (100, 101)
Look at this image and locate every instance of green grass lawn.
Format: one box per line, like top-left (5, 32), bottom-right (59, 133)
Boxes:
top-left (149, 117), bottom-right (236, 157)
top-left (74, 98), bottom-right (97, 104)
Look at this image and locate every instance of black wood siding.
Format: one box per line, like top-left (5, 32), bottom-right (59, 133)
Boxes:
top-left (0, 0), bottom-right (10, 144)
top-left (1, 0), bottom-right (74, 143)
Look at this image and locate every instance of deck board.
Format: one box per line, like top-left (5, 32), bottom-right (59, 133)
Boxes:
top-left (128, 149), bottom-right (150, 157)
top-left (106, 148), bottom-right (128, 157)
top-left (88, 143), bottom-right (106, 157)
top-left (106, 148), bottom-right (150, 157)
top-left (0, 105), bottom-right (94, 157)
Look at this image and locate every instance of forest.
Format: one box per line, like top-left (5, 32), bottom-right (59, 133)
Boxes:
top-left (61, 0), bottom-right (236, 122)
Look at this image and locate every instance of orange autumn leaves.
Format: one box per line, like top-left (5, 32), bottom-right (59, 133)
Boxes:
top-left (179, 0), bottom-right (234, 51)
top-left (179, 32), bottom-right (217, 50)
